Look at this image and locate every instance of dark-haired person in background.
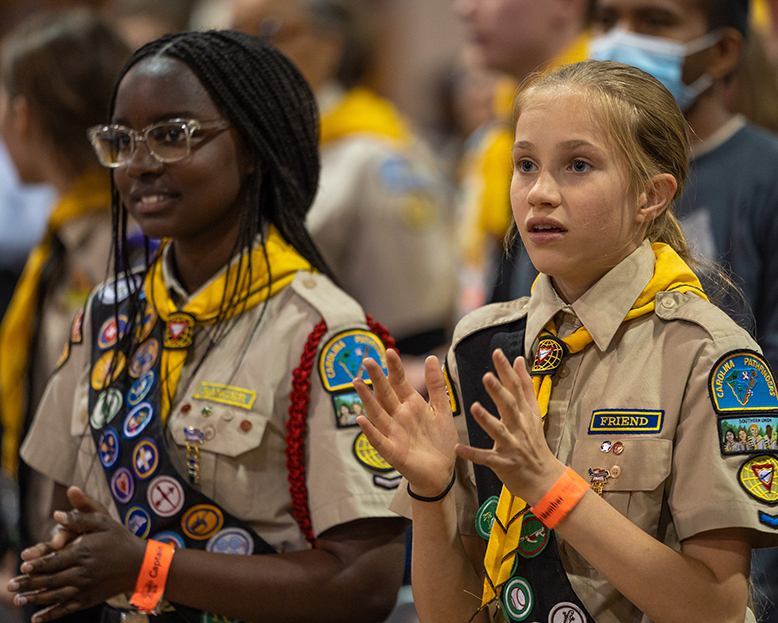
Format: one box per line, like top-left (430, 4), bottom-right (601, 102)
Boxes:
top-left (6, 29), bottom-right (405, 623)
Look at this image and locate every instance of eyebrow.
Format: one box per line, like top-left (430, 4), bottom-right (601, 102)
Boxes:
top-left (513, 139), bottom-right (602, 151)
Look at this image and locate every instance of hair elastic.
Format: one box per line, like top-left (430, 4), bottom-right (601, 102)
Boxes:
top-left (129, 539), bottom-right (176, 615)
top-left (531, 467), bottom-right (589, 529)
top-left (407, 471), bottom-right (456, 502)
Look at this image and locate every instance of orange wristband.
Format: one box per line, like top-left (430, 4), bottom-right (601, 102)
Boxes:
top-left (129, 539), bottom-right (176, 615)
top-left (531, 467), bottom-right (589, 529)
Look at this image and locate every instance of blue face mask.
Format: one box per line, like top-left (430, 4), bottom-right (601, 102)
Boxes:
top-left (589, 29), bottom-right (721, 112)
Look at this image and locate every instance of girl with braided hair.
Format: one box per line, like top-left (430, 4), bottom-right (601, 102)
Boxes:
top-left (7, 29), bottom-right (406, 623)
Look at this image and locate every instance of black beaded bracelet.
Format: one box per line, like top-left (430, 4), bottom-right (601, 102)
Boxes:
top-left (407, 471), bottom-right (456, 502)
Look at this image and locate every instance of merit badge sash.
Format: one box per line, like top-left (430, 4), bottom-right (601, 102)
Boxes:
top-left (455, 317), bottom-right (595, 623)
top-left (87, 284), bottom-right (276, 623)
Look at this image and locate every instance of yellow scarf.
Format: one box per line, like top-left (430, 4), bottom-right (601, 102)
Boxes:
top-left (319, 87), bottom-right (410, 146)
top-left (0, 170), bottom-right (110, 476)
top-left (145, 226), bottom-right (312, 424)
top-left (481, 243), bottom-right (707, 606)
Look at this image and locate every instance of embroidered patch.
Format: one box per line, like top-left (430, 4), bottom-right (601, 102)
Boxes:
top-left (71, 309), bottom-right (84, 344)
top-left (110, 467), bottom-right (134, 504)
top-left (98, 275), bottom-right (142, 304)
top-left (319, 330), bottom-right (388, 392)
top-left (55, 341), bottom-right (70, 370)
top-left (193, 382), bottom-right (257, 410)
top-left (201, 613), bottom-right (240, 623)
top-left (147, 475), bottom-right (185, 518)
top-left (549, 602), bottom-right (586, 623)
top-left (123, 402), bottom-right (153, 439)
top-left (127, 371), bottom-right (156, 407)
top-left (444, 362), bottom-right (461, 416)
top-left (475, 496), bottom-right (499, 540)
top-left (91, 388), bottom-right (123, 428)
top-left (132, 438), bottom-right (159, 480)
top-left (530, 335), bottom-right (567, 376)
top-left (759, 511), bottom-right (778, 528)
top-left (516, 512), bottom-right (549, 559)
top-left (136, 303), bottom-right (158, 342)
top-left (332, 390), bottom-right (364, 428)
top-left (91, 351), bottom-right (126, 391)
top-left (97, 315), bottom-right (128, 351)
top-left (98, 428), bottom-right (120, 469)
top-left (373, 474), bottom-right (402, 489)
top-left (181, 504), bottom-right (224, 540)
top-left (129, 339), bottom-right (159, 379)
top-left (500, 576), bottom-right (534, 622)
top-left (709, 350), bottom-right (778, 414)
top-left (353, 432), bottom-right (393, 472)
top-left (206, 528), bottom-right (254, 555)
top-left (124, 505), bottom-right (152, 538)
top-left (720, 416), bottom-right (778, 455)
top-left (588, 409), bottom-right (663, 434)
top-left (165, 312), bottom-right (195, 349)
top-left (150, 531), bottom-right (186, 549)
top-left (738, 455), bottom-right (778, 504)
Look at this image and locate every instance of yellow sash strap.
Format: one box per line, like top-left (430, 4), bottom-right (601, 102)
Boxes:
top-left (145, 226), bottom-right (312, 425)
top-left (319, 86), bottom-right (410, 146)
top-left (0, 170), bottom-right (110, 476)
top-left (481, 243), bottom-right (708, 607)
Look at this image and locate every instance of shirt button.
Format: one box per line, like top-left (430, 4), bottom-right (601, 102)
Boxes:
top-left (557, 366), bottom-right (570, 379)
top-left (610, 465), bottom-right (622, 478)
top-left (661, 297), bottom-right (676, 309)
top-left (302, 277), bottom-right (316, 289)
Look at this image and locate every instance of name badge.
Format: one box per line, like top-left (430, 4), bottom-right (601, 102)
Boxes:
top-left (588, 409), bottom-right (664, 434)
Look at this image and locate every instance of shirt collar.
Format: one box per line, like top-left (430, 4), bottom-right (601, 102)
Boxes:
top-left (525, 239), bottom-right (656, 355)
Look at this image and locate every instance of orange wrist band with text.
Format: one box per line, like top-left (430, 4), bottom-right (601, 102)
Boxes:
top-left (531, 467), bottom-right (589, 529)
top-left (129, 539), bottom-right (176, 615)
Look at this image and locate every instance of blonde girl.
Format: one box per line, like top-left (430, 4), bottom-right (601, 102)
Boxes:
top-left (354, 60), bottom-right (778, 623)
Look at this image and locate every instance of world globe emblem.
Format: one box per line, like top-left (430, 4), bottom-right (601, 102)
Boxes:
top-left (531, 337), bottom-right (566, 374)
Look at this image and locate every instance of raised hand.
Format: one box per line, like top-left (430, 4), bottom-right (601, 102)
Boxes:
top-left (455, 349), bottom-right (565, 506)
top-left (8, 487), bottom-right (145, 623)
top-left (354, 350), bottom-right (459, 498)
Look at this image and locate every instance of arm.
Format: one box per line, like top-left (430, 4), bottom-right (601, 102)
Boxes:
top-left (9, 487), bottom-right (406, 623)
top-left (354, 350), bottom-right (488, 623)
top-left (457, 348), bottom-right (751, 623)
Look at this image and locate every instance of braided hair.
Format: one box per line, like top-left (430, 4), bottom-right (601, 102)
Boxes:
top-left (109, 30), bottom-right (335, 349)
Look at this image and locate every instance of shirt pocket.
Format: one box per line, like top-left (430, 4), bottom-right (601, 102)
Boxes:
top-left (169, 405), bottom-right (273, 518)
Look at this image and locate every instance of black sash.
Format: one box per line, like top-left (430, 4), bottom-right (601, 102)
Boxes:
top-left (454, 316), bottom-right (595, 623)
top-left (87, 286), bottom-right (276, 623)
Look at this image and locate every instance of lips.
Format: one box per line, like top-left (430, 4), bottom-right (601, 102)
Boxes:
top-left (526, 217), bottom-right (566, 242)
top-left (129, 188), bottom-right (180, 214)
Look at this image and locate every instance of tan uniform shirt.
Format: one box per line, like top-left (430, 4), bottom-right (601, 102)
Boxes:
top-left (307, 84), bottom-right (457, 344)
top-left (22, 257), bottom-right (399, 555)
top-left (394, 240), bottom-right (778, 623)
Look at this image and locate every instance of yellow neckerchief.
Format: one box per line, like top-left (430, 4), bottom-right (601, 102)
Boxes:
top-left (0, 170), bottom-right (110, 476)
top-left (481, 243), bottom-right (707, 607)
top-left (145, 226), bottom-right (312, 424)
top-left (319, 86), bottom-right (411, 147)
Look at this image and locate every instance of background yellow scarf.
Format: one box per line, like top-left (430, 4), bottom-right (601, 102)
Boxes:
top-left (319, 87), bottom-right (410, 146)
top-left (0, 170), bottom-right (110, 476)
top-left (481, 243), bottom-right (707, 607)
top-left (145, 226), bottom-right (312, 424)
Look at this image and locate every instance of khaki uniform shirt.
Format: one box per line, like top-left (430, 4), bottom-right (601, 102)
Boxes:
top-left (394, 241), bottom-right (778, 623)
top-left (22, 253), bottom-right (399, 555)
top-left (307, 84), bottom-right (457, 344)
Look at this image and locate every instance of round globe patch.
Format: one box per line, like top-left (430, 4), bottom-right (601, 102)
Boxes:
top-left (500, 576), bottom-right (534, 622)
top-left (353, 432), bottom-right (393, 472)
top-left (475, 496), bottom-right (499, 540)
top-left (738, 455), bottom-right (778, 504)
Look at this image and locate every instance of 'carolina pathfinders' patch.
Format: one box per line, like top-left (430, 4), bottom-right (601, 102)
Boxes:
top-left (319, 330), bottom-right (388, 392)
top-left (588, 409), bottom-right (664, 435)
top-left (709, 351), bottom-right (778, 414)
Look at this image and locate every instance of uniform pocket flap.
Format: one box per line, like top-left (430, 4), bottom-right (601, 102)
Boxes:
top-left (570, 437), bottom-right (672, 493)
top-left (169, 405), bottom-right (269, 458)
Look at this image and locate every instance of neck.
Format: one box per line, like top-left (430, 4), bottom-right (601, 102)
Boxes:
top-left (685, 87), bottom-right (735, 146)
top-left (171, 226), bottom-right (242, 294)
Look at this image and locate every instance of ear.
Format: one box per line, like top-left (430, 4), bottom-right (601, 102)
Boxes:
top-left (706, 27), bottom-right (744, 80)
top-left (5, 94), bottom-right (32, 140)
top-left (635, 173), bottom-right (677, 224)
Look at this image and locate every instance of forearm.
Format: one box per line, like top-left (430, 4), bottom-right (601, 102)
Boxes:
top-left (555, 491), bottom-right (750, 623)
top-left (409, 494), bottom-right (488, 623)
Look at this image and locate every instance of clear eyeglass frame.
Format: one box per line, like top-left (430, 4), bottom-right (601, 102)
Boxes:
top-left (87, 118), bottom-right (231, 168)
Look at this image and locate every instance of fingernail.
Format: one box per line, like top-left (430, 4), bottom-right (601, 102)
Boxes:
top-left (7, 580), bottom-right (18, 591)
top-left (20, 563), bottom-right (32, 574)
top-left (15, 595), bottom-right (27, 606)
top-left (54, 510), bottom-right (68, 523)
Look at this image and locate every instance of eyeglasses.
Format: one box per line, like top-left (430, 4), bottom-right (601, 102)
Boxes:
top-left (87, 118), bottom-right (231, 168)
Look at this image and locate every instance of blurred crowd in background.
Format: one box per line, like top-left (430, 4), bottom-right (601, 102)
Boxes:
top-left (2, 0), bottom-right (778, 621)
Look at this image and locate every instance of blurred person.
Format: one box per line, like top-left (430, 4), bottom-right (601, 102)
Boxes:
top-left (0, 8), bottom-right (133, 571)
top-left (728, 26), bottom-right (778, 134)
top-left (455, 0), bottom-right (593, 314)
top-left (102, 0), bottom-right (197, 50)
top-left (232, 0), bottom-right (457, 365)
